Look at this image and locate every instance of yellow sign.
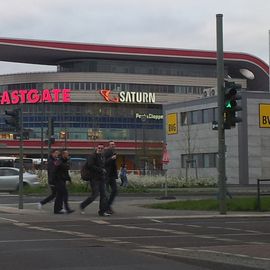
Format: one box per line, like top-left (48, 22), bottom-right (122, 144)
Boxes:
top-left (259, 104), bottom-right (270, 128)
top-left (167, 113), bottom-right (178, 135)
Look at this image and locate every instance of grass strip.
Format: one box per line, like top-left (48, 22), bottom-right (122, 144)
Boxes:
top-left (146, 197), bottom-right (270, 211)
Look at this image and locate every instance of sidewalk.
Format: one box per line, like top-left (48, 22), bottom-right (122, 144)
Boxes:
top-left (0, 193), bottom-right (269, 221)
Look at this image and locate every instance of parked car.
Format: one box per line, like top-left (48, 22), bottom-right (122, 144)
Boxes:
top-left (0, 167), bottom-right (40, 191)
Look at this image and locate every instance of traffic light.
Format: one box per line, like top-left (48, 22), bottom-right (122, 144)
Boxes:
top-left (5, 109), bottom-right (21, 131)
top-left (224, 81), bottom-right (242, 129)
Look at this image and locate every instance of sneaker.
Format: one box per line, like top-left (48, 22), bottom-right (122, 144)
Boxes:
top-left (79, 205), bottom-right (85, 215)
top-left (54, 209), bottom-right (66, 214)
top-left (37, 203), bottom-right (42, 210)
top-left (107, 208), bottom-right (114, 215)
top-left (98, 211), bottom-right (111, 217)
top-left (66, 209), bottom-right (75, 214)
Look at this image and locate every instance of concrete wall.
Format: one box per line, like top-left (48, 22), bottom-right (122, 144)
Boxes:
top-left (246, 96), bottom-right (270, 184)
top-left (165, 92), bottom-right (270, 185)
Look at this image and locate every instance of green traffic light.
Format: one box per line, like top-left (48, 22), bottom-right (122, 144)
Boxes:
top-left (225, 101), bottom-right (232, 109)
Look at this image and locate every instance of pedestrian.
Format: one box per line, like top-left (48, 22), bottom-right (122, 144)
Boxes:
top-left (38, 149), bottom-right (59, 210)
top-left (104, 141), bottom-right (118, 214)
top-left (54, 149), bottom-right (74, 214)
top-left (119, 164), bottom-right (128, 187)
top-left (79, 144), bottom-right (110, 216)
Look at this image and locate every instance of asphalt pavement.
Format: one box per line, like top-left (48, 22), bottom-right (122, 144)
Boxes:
top-left (0, 190), bottom-right (270, 269)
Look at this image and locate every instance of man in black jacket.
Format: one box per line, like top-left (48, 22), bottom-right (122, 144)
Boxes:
top-left (38, 149), bottom-right (59, 210)
top-left (54, 150), bottom-right (74, 214)
top-left (79, 144), bottom-right (109, 216)
top-left (104, 141), bottom-right (118, 214)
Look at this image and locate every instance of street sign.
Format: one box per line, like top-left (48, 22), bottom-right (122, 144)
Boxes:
top-left (212, 121), bottom-right (218, 130)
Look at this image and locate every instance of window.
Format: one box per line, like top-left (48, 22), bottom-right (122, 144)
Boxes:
top-left (191, 110), bottom-right (201, 124)
top-left (203, 153), bottom-right (217, 168)
top-left (181, 112), bottom-right (188, 126)
top-left (181, 153), bottom-right (217, 168)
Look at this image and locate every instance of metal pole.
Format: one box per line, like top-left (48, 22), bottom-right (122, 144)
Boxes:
top-left (217, 14), bottom-right (227, 214)
top-left (48, 115), bottom-right (52, 155)
top-left (18, 106), bottom-right (24, 209)
top-left (141, 115), bottom-right (147, 175)
top-left (40, 102), bottom-right (44, 171)
top-left (269, 30), bottom-right (270, 93)
top-left (164, 167), bottom-right (168, 197)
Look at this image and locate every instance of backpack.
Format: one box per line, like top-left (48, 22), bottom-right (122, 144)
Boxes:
top-left (80, 161), bottom-right (92, 181)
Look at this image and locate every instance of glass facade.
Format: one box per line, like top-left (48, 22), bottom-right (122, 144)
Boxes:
top-left (0, 102), bottom-right (163, 141)
top-left (58, 59), bottom-right (219, 78)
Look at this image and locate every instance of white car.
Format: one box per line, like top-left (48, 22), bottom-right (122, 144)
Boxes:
top-left (0, 167), bottom-right (40, 191)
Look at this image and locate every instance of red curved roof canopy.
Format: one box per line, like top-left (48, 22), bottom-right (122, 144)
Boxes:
top-left (0, 37), bottom-right (268, 91)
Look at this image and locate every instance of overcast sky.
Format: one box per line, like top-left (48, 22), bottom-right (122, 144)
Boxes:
top-left (0, 0), bottom-right (269, 74)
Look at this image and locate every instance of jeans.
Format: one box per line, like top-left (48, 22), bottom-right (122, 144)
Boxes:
top-left (54, 180), bottom-right (71, 213)
top-left (40, 185), bottom-right (56, 205)
top-left (106, 177), bottom-right (118, 209)
top-left (80, 178), bottom-right (107, 213)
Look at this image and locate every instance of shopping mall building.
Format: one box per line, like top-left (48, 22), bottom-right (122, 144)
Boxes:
top-left (0, 38), bottom-right (268, 173)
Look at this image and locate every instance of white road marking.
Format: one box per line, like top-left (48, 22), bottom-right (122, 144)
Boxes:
top-left (186, 225), bottom-right (201, 228)
top-left (150, 219), bottom-right (162, 223)
top-left (0, 217), bottom-right (19, 223)
top-left (0, 238), bottom-right (93, 244)
top-left (194, 249), bottom-right (270, 261)
top-left (91, 219), bottom-right (110, 224)
top-left (109, 224), bottom-right (190, 235)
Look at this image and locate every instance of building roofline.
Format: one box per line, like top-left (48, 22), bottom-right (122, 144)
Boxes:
top-left (0, 37), bottom-right (268, 74)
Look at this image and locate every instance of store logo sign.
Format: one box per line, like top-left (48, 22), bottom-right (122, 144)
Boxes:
top-left (167, 113), bottom-right (178, 135)
top-left (99, 89), bottom-right (119, 103)
top-left (135, 113), bottom-right (163, 120)
top-left (100, 89), bottom-right (156, 104)
top-left (259, 103), bottom-right (270, 128)
top-left (0, 89), bottom-right (71, 105)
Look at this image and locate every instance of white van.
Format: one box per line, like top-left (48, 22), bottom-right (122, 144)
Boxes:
top-left (0, 156), bottom-right (34, 171)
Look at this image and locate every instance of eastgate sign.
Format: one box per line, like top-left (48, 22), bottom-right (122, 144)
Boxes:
top-left (0, 89), bottom-right (71, 105)
top-left (100, 89), bottom-right (156, 104)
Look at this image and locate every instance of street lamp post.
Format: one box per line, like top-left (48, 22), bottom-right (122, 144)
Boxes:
top-left (141, 115), bottom-right (147, 175)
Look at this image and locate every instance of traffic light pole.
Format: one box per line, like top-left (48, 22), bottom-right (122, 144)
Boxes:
top-left (216, 14), bottom-right (227, 214)
top-left (18, 107), bottom-right (24, 209)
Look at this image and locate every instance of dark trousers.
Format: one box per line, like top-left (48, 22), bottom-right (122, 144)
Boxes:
top-left (40, 185), bottom-right (56, 205)
top-left (106, 177), bottom-right (118, 209)
top-left (54, 181), bottom-right (70, 213)
top-left (80, 178), bottom-right (107, 213)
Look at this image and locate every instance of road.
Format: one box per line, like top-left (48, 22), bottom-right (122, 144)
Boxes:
top-left (0, 194), bottom-right (269, 269)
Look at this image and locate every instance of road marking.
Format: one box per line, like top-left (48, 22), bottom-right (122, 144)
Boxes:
top-left (151, 219), bottom-right (162, 223)
top-left (0, 238), bottom-right (93, 244)
top-left (91, 219), bottom-right (110, 224)
top-left (114, 235), bottom-right (190, 239)
top-left (0, 217), bottom-right (19, 223)
top-left (245, 230), bottom-right (262, 234)
top-left (14, 222), bottom-right (29, 226)
top-left (194, 248), bottom-right (270, 261)
top-left (186, 224), bottom-right (201, 228)
top-left (109, 224), bottom-right (190, 235)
